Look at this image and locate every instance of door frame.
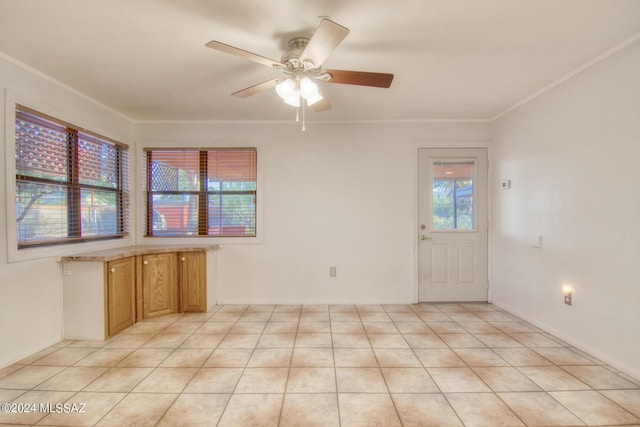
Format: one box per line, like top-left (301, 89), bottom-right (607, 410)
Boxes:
top-left (411, 143), bottom-right (491, 304)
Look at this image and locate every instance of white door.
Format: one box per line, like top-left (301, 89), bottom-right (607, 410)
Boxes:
top-left (418, 148), bottom-right (488, 301)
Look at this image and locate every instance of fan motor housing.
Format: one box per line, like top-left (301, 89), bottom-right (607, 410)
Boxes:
top-left (281, 37), bottom-right (315, 70)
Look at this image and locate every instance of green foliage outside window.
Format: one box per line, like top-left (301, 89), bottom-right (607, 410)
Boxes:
top-left (433, 179), bottom-right (473, 230)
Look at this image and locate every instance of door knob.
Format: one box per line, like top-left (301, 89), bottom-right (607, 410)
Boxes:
top-left (181, 257), bottom-right (186, 261)
top-left (110, 267), bottom-right (116, 273)
top-left (143, 260), bottom-right (148, 265)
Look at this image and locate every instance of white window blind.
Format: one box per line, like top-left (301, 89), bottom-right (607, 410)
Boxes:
top-left (15, 106), bottom-right (129, 248)
top-left (145, 148), bottom-right (257, 237)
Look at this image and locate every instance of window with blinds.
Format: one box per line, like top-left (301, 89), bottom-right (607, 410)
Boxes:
top-left (145, 148), bottom-right (257, 237)
top-left (15, 106), bottom-right (129, 248)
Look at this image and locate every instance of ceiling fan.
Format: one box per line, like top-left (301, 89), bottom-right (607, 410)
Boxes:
top-left (205, 19), bottom-right (394, 113)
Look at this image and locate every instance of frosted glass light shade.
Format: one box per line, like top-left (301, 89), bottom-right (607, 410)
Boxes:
top-left (284, 91), bottom-right (300, 107)
top-left (299, 77), bottom-right (319, 99)
top-left (276, 78), bottom-right (296, 99)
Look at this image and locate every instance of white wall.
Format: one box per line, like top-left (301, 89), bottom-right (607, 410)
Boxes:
top-left (135, 121), bottom-right (490, 304)
top-left (0, 50), bottom-right (489, 368)
top-left (490, 39), bottom-right (640, 379)
top-left (0, 54), bottom-right (134, 367)
top-left (4, 34), bottom-right (639, 382)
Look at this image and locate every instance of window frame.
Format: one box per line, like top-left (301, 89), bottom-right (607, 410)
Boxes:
top-left (5, 93), bottom-right (133, 262)
top-left (142, 146), bottom-right (261, 242)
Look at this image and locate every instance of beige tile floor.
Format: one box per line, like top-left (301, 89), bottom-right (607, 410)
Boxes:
top-left (1, 303), bottom-right (639, 426)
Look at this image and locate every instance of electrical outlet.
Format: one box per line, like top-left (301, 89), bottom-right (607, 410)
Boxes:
top-left (329, 266), bottom-right (336, 277)
top-left (62, 262), bottom-right (71, 276)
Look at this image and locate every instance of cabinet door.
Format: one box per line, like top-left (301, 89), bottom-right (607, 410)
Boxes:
top-left (142, 253), bottom-right (178, 319)
top-left (106, 257), bottom-right (136, 337)
top-left (180, 251), bottom-right (207, 312)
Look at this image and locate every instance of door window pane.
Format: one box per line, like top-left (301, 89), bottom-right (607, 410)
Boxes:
top-left (432, 160), bottom-right (474, 230)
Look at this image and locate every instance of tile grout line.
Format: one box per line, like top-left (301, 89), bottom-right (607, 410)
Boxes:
top-left (151, 307), bottom-right (222, 427)
top-left (276, 304), bottom-right (302, 427)
top-left (412, 303), bottom-right (481, 427)
top-left (99, 309), bottom-right (214, 426)
top-left (2, 303), bottom-right (640, 426)
top-left (328, 306), bottom-right (343, 427)
top-left (375, 304), bottom-right (411, 427)
top-left (211, 304), bottom-right (261, 427)
top-left (445, 304), bottom-right (635, 426)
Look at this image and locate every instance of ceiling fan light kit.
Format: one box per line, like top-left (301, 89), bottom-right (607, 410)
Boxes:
top-left (276, 76), bottom-right (323, 107)
top-left (206, 18), bottom-right (394, 130)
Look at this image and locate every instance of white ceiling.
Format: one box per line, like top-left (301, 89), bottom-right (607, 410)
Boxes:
top-left (1, 0), bottom-right (639, 122)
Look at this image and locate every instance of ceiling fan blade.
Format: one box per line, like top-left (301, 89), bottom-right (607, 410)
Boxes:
top-left (231, 78), bottom-right (280, 98)
top-left (310, 91), bottom-right (331, 112)
top-left (324, 69), bottom-right (394, 88)
top-left (205, 41), bottom-right (283, 68)
top-left (300, 19), bottom-right (349, 67)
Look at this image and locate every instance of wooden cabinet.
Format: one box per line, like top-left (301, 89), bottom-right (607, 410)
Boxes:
top-left (139, 252), bottom-right (178, 319)
top-left (62, 245), bottom-right (216, 340)
top-left (105, 256), bottom-right (136, 337)
top-left (180, 251), bottom-right (207, 312)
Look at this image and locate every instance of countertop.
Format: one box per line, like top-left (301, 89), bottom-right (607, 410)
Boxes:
top-left (60, 244), bottom-right (220, 262)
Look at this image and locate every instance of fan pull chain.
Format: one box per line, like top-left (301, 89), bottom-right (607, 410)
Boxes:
top-left (302, 98), bottom-right (306, 131)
